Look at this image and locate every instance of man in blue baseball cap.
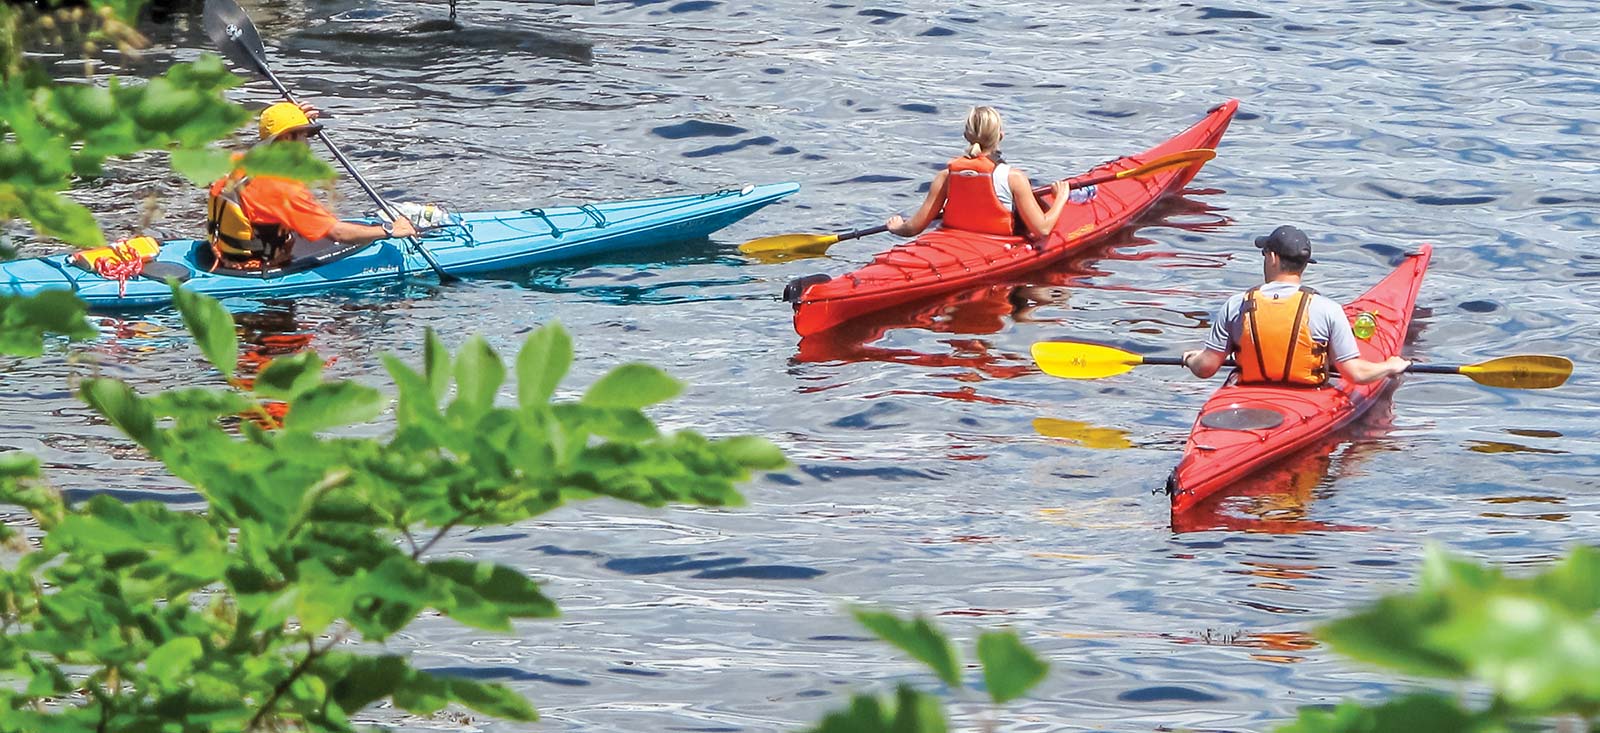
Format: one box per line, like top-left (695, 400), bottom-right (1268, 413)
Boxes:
top-left (1181, 225), bottom-right (1410, 385)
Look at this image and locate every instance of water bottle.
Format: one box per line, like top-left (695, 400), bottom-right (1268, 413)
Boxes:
top-left (1067, 184), bottom-right (1097, 205)
top-left (394, 202), bottom-right (454, 228)
top-left (1352, 312), bottom-right (1377, 340)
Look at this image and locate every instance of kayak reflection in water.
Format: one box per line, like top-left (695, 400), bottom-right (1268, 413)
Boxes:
top-left (884, 106), bottom-right (1071, 245)
top-left (1180, 225), bottom-right (1409, 385)
top-left (205, 102), bottom-right (417, 270)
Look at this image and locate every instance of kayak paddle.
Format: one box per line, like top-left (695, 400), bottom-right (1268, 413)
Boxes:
top-left (1031, 341), bottom-right (1573, 390)
top-left (202, 0), bottom-right (458, 284)
top-left (738, 148), bottom-right (1217, 256)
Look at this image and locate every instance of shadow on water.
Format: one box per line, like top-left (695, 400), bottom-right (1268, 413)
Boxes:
top-left (290, 19), bottom-right (593, 65)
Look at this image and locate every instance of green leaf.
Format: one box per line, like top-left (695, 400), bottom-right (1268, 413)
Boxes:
top-left (0, 291), bottom-right (96, 357)
top-left (715, 435), bottom-right (787, 471)
top-left (1276, 694), bottom-right (1486, 733)
top-left (169, 147), bottom-right (237, 186)
top-left (320, 653), bottom-right (409, 714)
top-left (581, 363), bottom-right (683, 409)
top-left (79, 378), bottom-right (163, 452)
top-left (146, 637), bottom-right (203, 680)
top-left (284, 381), bottom-right (383, 433)
top-left (253, 351), bottom-right (325, 401)
top-left (852, 609), bottom-right (961, 688)
top-left (1317, 595), bottom-right (1466, 680)
top-left (426, 559), bottom-right (559, 623)
top-left (146, 387), bottom-right (254, 422)
top-left (237, 140), bottom-right (337, 182)
top-left (516, 322), bottom-right (572, 408)
top-left (171, 283), bottom-right (237, 379)
top-left (1534, 545), bottom-right (1600, 615)
top-left (810, 686), bottom-right (945, 733)
top-left (976, 630), bottom-right (1049, 704)
top-left (452, 335), bottom-right (504, 414)
top-left (15, 188), bottom-right (104, 248)
top-left (424, 328), bottom-right (451, 403)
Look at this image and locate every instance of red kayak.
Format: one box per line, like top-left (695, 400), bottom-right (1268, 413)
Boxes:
top-left (1167, 244), bottom-right (1434, 515)
top-left (788, 99), bottom-right (1239, 337)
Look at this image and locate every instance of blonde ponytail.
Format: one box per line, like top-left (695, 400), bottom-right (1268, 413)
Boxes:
top-left (963, 106), bottom-right (1004, 158)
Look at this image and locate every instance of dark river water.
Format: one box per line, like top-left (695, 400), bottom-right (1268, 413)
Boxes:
top-left (4, 0), bottom-right (1599, 730)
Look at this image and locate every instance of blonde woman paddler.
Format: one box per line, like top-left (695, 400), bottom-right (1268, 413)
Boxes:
top-left (885, 106), bottom-right (1070, 243)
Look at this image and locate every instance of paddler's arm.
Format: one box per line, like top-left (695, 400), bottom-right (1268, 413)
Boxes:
top-left (886, 170), bottom-right (949, 237)
top-left (1335, 355), bottom-right (1411, 384)
top-left (1182, 348), bottom-right (1229, 378)
top-left (1011, 171), bottom-right (1069, 241)
top-left (1324, 312), bottom-right (1410, 384)
top-left (326, 217), bottom-right (417, 246)
top-left (1184, 298), bottom-right (1239, 378)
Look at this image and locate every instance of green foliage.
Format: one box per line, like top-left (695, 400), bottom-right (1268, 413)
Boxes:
top-left (976, 631), bottom-right (1049, 704)
top-left (2, 53), bottom-right (248, 247)
top-left (811, 686), bottom-right (948, 733)
top-left (2, 0), bottom-right (335, 253)
top-left (1284, 544), bottom-right (1600, 731)
top-left (0, 284), bottom-right (786, 731)
top-left (853, 609), bottom-right (963, 689)
top-left (815, 611), bottom-right (1049, 732)
top-left (0, 290), bottom-right (96, 357)
top-left (1279, 694), bottom-right (1495, 733)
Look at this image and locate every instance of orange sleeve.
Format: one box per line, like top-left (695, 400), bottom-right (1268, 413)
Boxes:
top-left (239, 176), bottom-right (340, 242)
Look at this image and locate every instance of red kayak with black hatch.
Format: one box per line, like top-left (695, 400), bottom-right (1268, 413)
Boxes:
top-left (1167, 244), bottom-right (1433, 516)
top-left (787, 99), bottom-right (1239, 337)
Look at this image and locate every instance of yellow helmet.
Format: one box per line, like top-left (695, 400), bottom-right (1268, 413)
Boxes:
top-left (258, 102), bottom-right (323, 140)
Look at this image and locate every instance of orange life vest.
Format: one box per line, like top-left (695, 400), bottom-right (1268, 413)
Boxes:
top-left (1236, 286), bottom-right (1329, 386)
top-left (942, 155), bottom-right (1015, 236)
top-left (206, 171), bottom-right (291, 263)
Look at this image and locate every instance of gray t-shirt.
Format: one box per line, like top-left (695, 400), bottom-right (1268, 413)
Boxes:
top-left (1204, 281), bottom-right (1361, 364)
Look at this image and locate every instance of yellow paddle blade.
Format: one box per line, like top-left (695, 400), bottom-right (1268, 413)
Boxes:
top-left (1111, 148), bottom-right (1217, 181)
top-left (1031, 342), bottom-right (1146, 380)
top-left (1033, 417), bottom-right (1134, 449)
top-left (738, 232), bottom-right (842, 255)
top-left (1457, 355), bottom-right (1573, 390)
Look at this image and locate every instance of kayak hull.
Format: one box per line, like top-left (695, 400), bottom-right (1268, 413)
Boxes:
top-left (790, 100), bottom-right (1238, 336)
top-left (1, 182), bottom-right (799, 309)
top-left (1167, 244), bottom-right (1434, 516)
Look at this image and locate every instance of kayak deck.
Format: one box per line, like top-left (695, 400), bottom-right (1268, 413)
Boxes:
top-left (790, 99), bottom-right (1238, 336)
top-left (1168, 244), bottom-right (1434, 515)
top-left (1, 182), bottom-right (799, 309)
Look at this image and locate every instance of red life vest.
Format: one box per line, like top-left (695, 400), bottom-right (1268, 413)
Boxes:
top-left (1236, 286), bottom-right (1329, 386)
top-left (942, 155), bottom-right (1015, 236)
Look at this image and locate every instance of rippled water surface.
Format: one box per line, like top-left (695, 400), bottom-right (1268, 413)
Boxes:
top-left (5, 0), bottom-right (1600, 730)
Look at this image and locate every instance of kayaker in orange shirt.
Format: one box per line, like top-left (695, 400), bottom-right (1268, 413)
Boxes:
top-left (885, 106), bottom-right (1071, 243)
top-left (1181, 226), bottom-right (1410, 385)
top-left (206, 102), bottom-right (415, 269)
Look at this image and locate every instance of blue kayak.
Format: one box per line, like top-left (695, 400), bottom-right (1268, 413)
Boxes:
top-left (0, 182), bottom-right (798, 309)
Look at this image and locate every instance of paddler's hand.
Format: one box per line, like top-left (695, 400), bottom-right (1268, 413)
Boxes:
top-left (387, 216), bottom-right (418, 239)
top-left (1385, 356), bottom-right (1412, 376)
top-left (1050, 180), bottom-right (1069, 200)
top-left (885, 214), bottom-right (910, 237)
top-left (297, 102), bottom-right (322, 120)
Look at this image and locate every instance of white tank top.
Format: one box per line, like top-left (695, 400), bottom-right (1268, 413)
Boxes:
top-left (992, 163), bottom-right (1014, 212)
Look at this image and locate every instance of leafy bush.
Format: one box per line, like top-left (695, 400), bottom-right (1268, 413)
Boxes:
top-left (1281, 545), bottom-right (1600, 733)
top-left (0, 284), bottom-right (784, 731)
